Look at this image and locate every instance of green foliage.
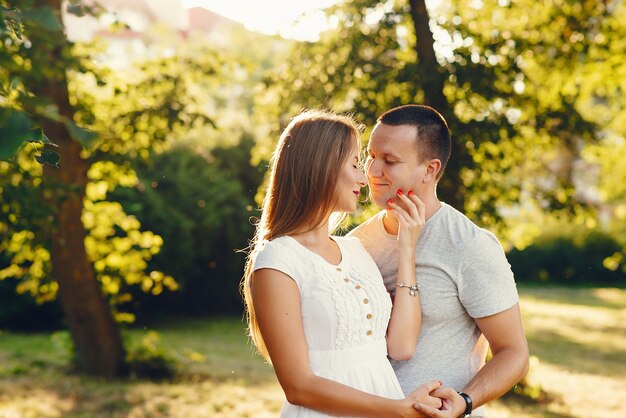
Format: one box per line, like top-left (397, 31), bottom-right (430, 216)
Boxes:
top-left (111, 137), bottom-right (263, 315)
top-left (508, 228), bottom-right (625, 286)
top-left (125, 331), bottom-right (176, 380)
top-left (50, 330), bottom-right (74, 364)
top-left (507, 356), bottom-right (550, 403)
top-left (0, 107), bottom-right (57, 163)
top-left (0, 277), bottom-right (64, 330)
top-left (0, 109), bottom-right (35, 158)
top-left (0, 14), bottom-right (229, 325)
top-left (0, 2), bottom-right (67, 162)
top-left (0, 1), bottom-right (103, 162)
top-left (262, 0), bottom-right (625, 235)
top-left (0, 150), bottom-right (176, 323)
top-left (0, 10), bottom-right (280, 324)
top-left (0, 5), bottom-right (23, 39)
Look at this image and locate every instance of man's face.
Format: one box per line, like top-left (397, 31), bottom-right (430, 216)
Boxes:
top-left (365, 123), bottom-right (427, 209)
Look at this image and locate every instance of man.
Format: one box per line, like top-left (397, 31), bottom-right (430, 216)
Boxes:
top-left (349, 105), bottom-right (529, 417)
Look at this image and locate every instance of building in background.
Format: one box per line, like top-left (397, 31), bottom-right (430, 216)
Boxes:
top-left (62, 0), bottom-right (241, 66)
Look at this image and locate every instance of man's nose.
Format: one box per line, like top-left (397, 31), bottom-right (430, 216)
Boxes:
top-left (367, 159), bottom-right (381, 178)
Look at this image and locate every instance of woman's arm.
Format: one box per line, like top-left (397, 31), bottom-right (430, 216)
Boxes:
top-left (386, 191), bottom-right (425, 361)
top-left (251, 267), bottom-right (435, 418)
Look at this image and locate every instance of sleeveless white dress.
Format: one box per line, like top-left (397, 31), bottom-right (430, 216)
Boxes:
top-left (253, 235), bottom-right (404, 417)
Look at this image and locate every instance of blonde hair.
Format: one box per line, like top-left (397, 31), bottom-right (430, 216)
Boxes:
top-left (242, 109), bottom-right (362, 361)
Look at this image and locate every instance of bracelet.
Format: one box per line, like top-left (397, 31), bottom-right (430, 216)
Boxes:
top-left (396, 282), bottom-right (420, 296)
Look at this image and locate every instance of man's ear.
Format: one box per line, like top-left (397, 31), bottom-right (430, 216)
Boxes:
top-left (423, 159), bottom-right (442, 183)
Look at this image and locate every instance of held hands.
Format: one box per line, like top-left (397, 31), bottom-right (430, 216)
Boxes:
top-left (412, 388), bottom-right (467, 418)
top-left (397, 380), bottom-right (443, 418)
top-left (406, 380), bottom-right (444, 410)
top-left (387, 190), bottom-right (426, 254)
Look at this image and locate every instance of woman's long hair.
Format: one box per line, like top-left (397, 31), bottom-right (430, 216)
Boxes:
top-left (242, 109), bottom-right (362, 361)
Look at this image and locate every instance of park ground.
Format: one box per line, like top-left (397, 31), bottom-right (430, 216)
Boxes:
top-left (0, 286), bottom-right (625, 418)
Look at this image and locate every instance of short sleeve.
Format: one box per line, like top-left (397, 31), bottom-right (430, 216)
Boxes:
top-left (458, 230), bottom-right (519, 318)
top-left (252, 239), bottom-right (301, 289)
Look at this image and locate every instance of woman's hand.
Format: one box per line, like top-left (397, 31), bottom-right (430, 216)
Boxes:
top-left (385, 190), bottom-right (425, 361)
top-left (388, 190), bottom-right (426, 255)
top-left (406, 380), bottom-right (443, 411)
top-left (392, 380), bottom-right (443, 418)
top-left (412, 387), bottom-right (466, 418)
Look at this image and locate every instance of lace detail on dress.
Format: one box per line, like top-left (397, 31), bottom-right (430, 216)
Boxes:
top-left (332, 267), bottom-right (353, 350)
top-left (351, 262), bottom-right (393, 345)
top-left (332, 261), bottom-right (393, 350)
top-left (269, 236), bottom-right (393, 351)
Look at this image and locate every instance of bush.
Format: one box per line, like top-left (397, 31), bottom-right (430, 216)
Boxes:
top-left (508, 231), bottom-right (625, 286)
top-left (0, 278), bottom-right (64, 331)
top-left (125, 331), bottom-right (177, 380)
top-left (111, 137), bottom-right (263, 317)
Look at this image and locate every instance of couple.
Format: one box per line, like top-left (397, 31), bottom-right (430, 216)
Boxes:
top-left (243, 105), bottom-right (529, 417)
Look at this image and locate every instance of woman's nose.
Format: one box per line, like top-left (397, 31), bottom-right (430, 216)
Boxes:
top-left (358, 171), bottom-right (367, 186)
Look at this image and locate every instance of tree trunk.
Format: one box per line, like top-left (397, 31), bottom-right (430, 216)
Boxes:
top-left (408, 0), bottom-right (465, 211)
top-left (30, 0), bottom-right (126, 377)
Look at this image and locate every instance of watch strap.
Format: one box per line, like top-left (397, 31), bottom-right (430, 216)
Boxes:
top-left (457, 391), bottom-right (472, 417)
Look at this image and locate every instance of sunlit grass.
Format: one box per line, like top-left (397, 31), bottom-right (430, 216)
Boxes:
top-left (0, 287), bottom-right (624, 417)
top-left (489, 287), bottom-right (626, 418)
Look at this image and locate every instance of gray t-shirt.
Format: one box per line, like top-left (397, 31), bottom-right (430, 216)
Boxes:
top-left (349, 203), bottom-right (518, 416)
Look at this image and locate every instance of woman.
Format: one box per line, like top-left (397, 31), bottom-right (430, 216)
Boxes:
top-left (243, 109), bottom-right (449, 417)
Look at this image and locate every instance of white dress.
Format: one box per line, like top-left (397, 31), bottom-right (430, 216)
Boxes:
top-left (253, 235), bottom-right (404, 417)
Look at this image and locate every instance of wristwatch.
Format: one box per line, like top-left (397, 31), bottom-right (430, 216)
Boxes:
top-left (457, 392), bottom-right (472, 417)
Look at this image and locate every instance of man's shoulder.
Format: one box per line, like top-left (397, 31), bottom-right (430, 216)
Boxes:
top-left (438, 204), bottom-right (481, 239)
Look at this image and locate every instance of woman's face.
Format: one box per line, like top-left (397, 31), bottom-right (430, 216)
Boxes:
top-left (333, 141), bottom-right (367, 213)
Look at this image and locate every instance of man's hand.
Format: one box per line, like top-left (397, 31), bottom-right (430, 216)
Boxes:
top-left (413, 388), bottom-right (465, 417)
top-left (406, 380), bottom-right (443, 410)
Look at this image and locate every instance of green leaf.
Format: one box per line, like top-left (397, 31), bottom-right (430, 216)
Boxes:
top-left (9, 77), bottom-right (21, 91)
top-left (0, 109), bottom-right (34, 159)
top-left (23, 97), bottom-right (63, 122)
top-left (6, 22), bottom-right (22, 40)
top-left (66, 0), bottom-right (105, 18)
top-left (2, 7), bottom-right (22, 39)
top-left (38, 104), bottom-right (63, 122)
top-left (21, 8), bottom-right (63, 32)
top-left (26, 128), bottom-right (57, 146)
top-left (63, 119), bottom-right (98, 146)
top-left (1, 7), bottom-right (21, 23)
top-left (35, 149), bottom-right (60, 167)
top-left (0, 134), bottom-right (26, 159)
top-left (66, 4), bottom-right (86, 18)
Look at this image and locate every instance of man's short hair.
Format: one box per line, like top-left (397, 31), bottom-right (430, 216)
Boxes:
top-left (378, 105), bottom-right (451, 179)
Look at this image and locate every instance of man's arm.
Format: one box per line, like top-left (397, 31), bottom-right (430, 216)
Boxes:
top-left (464, 303), bottom-right (529, 408)
top-left (456, 232), bottom-right (530, 412)
top-left (414, 304), bottom-right (529, 417)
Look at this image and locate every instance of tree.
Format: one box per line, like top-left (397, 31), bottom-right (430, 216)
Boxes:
top-left (261, 0), bottom-right (619, 243)
top-left (2, 0), bottom-right (126, 376)
top-left (407, 0), bottom-right (463, 209)
top-left (1, 4), bottom-right (61, 163)
top-left (0, 1), bottom-right (223, 375)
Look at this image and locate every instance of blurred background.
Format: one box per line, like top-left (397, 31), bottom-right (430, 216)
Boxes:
top-left (0, 0), bottom-right (625, 417)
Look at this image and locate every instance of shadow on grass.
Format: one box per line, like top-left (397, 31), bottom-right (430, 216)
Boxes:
top-left (527, 327), bottom-right (626, 379)
top-left (0, 359), bottom-right (280, 418)
top-left (499, 391), bottom-right (575, 418)
top-left (520, 286), bottom-right (626, 310)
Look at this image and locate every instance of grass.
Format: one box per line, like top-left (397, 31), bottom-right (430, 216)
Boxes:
top-left (488, 287), bottom-right (626, 418)
top-left (0, 287), bottom-right (625, 417)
